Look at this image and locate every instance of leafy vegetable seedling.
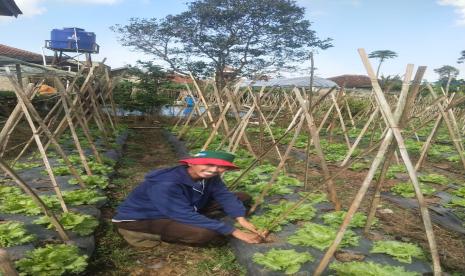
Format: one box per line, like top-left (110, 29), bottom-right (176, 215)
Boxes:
top-left (253, 248), bottom-right (313, 275)
top-left (15, 244), bottom-right (88, 276)
top-left (370, 240), bottom-right (424, 263)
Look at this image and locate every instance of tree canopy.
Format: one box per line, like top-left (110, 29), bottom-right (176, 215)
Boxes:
top-left (368, 50), bottom-right (398, 77)
top-left (111, 0), bottom-right (332, 88)
top-left (434, 65), bottom-right (459, 80)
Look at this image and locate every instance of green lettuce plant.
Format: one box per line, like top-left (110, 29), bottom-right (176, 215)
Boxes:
top-left (12, 161), bottom-right (42, 170)
top-left (34, 212), bottom-right (99, 236)
top-left (418, 173), bottom-right (448, 185)
top-left (246, 201), bottom-right (315, 232)
top-left (68, 175), bottom-right (109, 189)
top-left (0, 194), bottom-right (59, 215)
top-left (0, 221), bottom-right (36, 247)
top-left (287, 223), bottom-right (359, 250)
top-left (253, 249), bottom-right (313, 275)
top-left (62, 189), bottom-right (107, 205)
top-left (15, 244), bottom-right (88, 276)
top-left (321, 210), bottom-right (377, 229)
top-left (329, 261), bottom-right (419, 276)
top-left (391, 182), bottom-right (436, 198)
top-left (370, 240), bottom-right (424, 263)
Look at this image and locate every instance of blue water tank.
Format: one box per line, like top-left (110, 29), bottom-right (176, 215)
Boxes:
top-left (48, 27), bottom-right (98, 53)
top-left (185, 96), bottom-right (195, 107)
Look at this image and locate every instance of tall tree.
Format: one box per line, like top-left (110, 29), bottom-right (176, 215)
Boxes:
top-left (434, 65), bottom-right (459, 93)
top-left (368, 50), bottom-right (398, 77)
top-left (111, 0), bottom-right (332, 89)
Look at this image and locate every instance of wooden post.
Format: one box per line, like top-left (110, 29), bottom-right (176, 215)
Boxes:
top-left (0, 249), bottom-right (19, 276)
top-left (248, 114), bottom-right (306, 214)
top-left (0, 158), bottom-right (69, 242)
top-left (313, 49), bottom-right (441, 276)
top-left (294, 88), bottom-right (341, 211)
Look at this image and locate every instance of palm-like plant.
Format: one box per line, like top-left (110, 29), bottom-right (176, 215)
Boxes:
top-left (457, 50), bottom-right (465, 64)
top-left (368, 50), bottom-right (398, 77)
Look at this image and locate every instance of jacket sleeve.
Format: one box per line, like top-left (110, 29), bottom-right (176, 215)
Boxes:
top-left (147, 181), bottom-right (235, 235)
top-left (210, 178), bottom-right (246, 218)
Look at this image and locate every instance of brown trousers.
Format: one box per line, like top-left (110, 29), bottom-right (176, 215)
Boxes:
top-left (114, 192), bottom-right (251, 246)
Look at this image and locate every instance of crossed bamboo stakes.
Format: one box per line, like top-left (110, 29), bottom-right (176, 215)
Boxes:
top-left (171, 49), bottom-right (465, 275)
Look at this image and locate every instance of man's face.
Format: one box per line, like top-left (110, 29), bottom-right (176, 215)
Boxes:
top-left (187, 164), bottom-right (229, 180)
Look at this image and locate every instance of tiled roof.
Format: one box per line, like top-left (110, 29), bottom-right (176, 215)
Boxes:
top-left (0, 44), bottom-right (46, 63)
top-left (327, 75), bottom-right (372, 88)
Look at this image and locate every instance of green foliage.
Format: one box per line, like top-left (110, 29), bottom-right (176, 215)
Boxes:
top-left (349, 162), bottom-right (369, 171)
top-left (418, 173), bottom-right (449, 185)
top-left (452, 187), bottom-right (465, 198)
top-left (298, 191), bottom-right (329, 204)
top-left (224, 164), bottom-right (301, 197)
top-left (62, 189), bottom-right (107, 205)
top-left (248, 201), bottom-right (315, 232)
top-left (0, 185), bottom-right (23, 197)
top-left (112, 62), bottom-right (171, 113)
top-left (391, 182), bottom-right (436, 198)
top-left (321, 210), bottom-right (376, 229)
top-left (68, 175), bottom-right (109, 189)
top-left (12, 161), bottom-right (42, 170)
top-left (50, 166), bottom-right (71, 176)
top-left (329, 261), bottom-right (419, 276)
top-left (371, 240), bottom-right (425, 263)
top-left (287, 223), bottom-right (359, 250)
top-left (34, 212), bottom-right (99, 236)
top-left (447, 197), bottom-right (465, 208)
top-left (253, 249), bottom-right (313, 275)
top-left (405, 140), bottom-right (423, 155)
top-left (111, 0), bottom-right (332, 86)
top-left (314, 140), bottom-right (360, 163)
top-left (0, 221), bottom-right (36, 247)
top-left (15, 244), bottom-right (88, 276)
top-left (0, 194), bottom-right (59, 215)
top-left (88, 161), bottom-right (113, 175)
top-left (382, 164), bottom-right (407, 179)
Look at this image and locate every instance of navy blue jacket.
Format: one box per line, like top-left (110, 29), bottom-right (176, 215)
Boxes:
top-left (113, 165), bottom-right (246, 235)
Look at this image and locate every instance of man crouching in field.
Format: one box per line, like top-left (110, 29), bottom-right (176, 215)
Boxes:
top-left (113, 150), bottom-right (265, 247)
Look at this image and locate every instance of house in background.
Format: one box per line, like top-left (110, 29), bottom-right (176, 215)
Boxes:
top-left (327, 75), bottom-right (372, 91)
top-left (0, 44), bottom-right (75, 92)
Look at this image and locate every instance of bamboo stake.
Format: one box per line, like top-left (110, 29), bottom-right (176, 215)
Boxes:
top-left (248, 114), bottom-right (306, 214)
top-left (427, 84), bottom-right (465, 169)
top-left (5, 70), bottom-right (86, 189)
top-left (0, 158), bottom-right (69, 241)
top-left (363, 63), bottom-right (414, 234)
top-left (294, 88), bottom-right (341, 211)
top-left (331, 92), bottom-right (351, 148)
top-left (313, 49), bottom-right (441, 275)
top-left (201, 102), bottom-right (231, 151)
top-left (0, 249), bottom-right (19, 276)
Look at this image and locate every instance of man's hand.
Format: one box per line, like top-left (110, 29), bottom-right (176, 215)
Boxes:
top-left (235, 217), bottom-right (267, 239)
top-left (231, 229), bottom-right (263, 244)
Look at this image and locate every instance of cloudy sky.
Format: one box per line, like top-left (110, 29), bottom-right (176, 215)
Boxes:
top-left (1, 0), bottom-right (465, 81)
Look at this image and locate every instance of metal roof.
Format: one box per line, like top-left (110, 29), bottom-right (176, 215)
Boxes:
top-left (0, 0), bottom-right (22, 17)
top-left (240, 76), bottom-right (338, 88)
top-left (0, 56), bottom-right (76, 77)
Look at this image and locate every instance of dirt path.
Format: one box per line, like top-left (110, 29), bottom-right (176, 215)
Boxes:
top-left (85, 124), bottom-right (245, 276)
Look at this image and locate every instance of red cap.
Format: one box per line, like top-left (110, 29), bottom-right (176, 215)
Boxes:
top-left (179, 150), bottom-right (239, 169)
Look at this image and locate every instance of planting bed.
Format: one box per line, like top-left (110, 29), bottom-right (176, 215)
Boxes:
top-left (0, 125), bottom-right (128, 275)
top-left (169, 125), bottom-right (449, 275)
